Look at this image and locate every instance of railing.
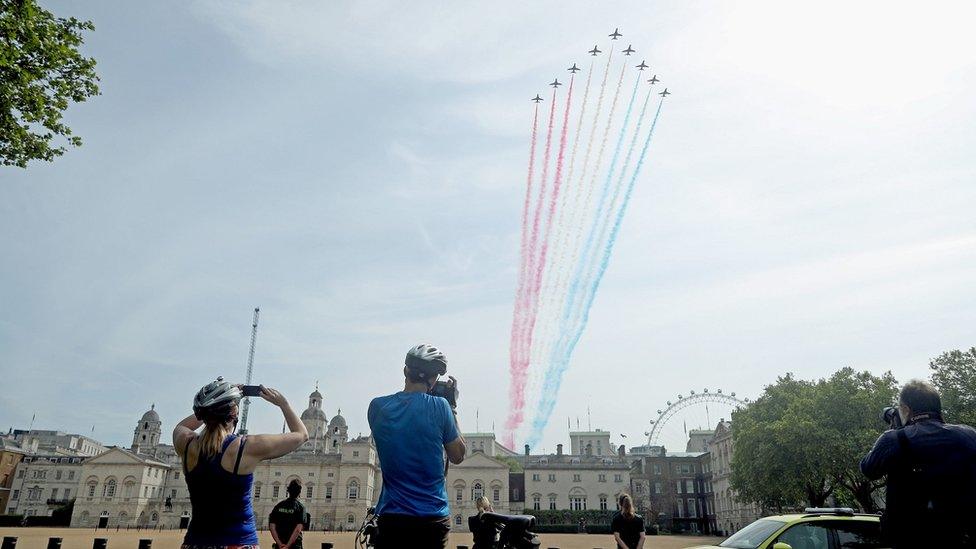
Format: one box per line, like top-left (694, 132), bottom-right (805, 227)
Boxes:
top-left (45, 499), bottom-right (71, 505)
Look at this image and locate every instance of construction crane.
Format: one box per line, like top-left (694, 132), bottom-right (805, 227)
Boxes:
top-left (238, 307), bottom-right (260, 434)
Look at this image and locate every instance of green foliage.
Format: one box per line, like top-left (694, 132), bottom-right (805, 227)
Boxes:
top-left (731, 369), bottom-right (897, 512)
top-left (523, 508), bottom-right (614, 526)
top-left (497, 455), bottom-right (523, 472)
top-left (929, 348), bottom-right (976, 427)
top-left (1, 0), bottom-right (100, 168)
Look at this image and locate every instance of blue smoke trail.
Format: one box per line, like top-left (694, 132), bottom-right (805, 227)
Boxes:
top-left (563, 73), bottom-right (642, 335)
top-left (527, 98), bottom-right (664, 447)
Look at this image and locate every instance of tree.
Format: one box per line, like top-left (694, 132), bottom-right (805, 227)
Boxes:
top-left (1, 0), bottom-right (100, 168)
top-left (929, 347), bottom-right (976, 427)
top-left (731, 369), bottom-right (898, 512)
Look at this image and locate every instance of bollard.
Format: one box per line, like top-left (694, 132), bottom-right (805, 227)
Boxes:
top-left (138, 540), bottom-right (152, 549)
top-left (321, 544), bottom-right (334, 549)
top-left (47, 538), bottom-right (62, 549)
top-left (93, 538), bottom-right (107, 549)
top-left (2, 537), bottom-right (16, 549)
top-left (457, 546), bottom-right (469, 549)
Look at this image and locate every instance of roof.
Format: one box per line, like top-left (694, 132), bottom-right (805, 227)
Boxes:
top-left (301, 407), bottom-right (327, 421)
top-left (0, 439), bottom-right (26, 454)
top-left (520, 454), bottom-right (631, 470)
top-left (329, 412), bottom-right (346, 427)
top-left (140, 406), bottom-right (160, 423)
top-left (310, 389), bottom-right (323, 400)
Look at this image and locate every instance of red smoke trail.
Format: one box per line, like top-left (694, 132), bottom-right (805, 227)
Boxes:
top-left (522, 75), bottom-right (576, 369)
top-left (506, 103), bottom-right (540, 445)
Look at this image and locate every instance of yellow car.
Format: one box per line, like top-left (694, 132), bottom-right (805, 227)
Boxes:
top-left (691, 508), bottom-right (888, 549)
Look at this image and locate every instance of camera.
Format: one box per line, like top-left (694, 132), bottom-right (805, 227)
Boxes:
top-left (430, 378), bottom-right (459, 409)
top-left (882, 405), bottom-right (903, 429)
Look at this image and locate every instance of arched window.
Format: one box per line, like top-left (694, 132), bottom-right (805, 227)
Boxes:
top-left (454, 514), bottom-right (462, 526)
top-left (80, 511), bottom-right (90, 525)
top-left (346, 514), bottom-right (356, 525)
top-left (306, 483), bottom-right (314, 499)
top-left (347, 479), bottom-right (359, 500)
top-left (86, 478), bottom-right (98, 498)
top-left (471, 482), bottom-right (483, 501)
top-left (599, 495), bottom-right (609, 511)
top-left (103, 478), bottom-right (117, 498)
top-left (151, 512), bottom-right (158, 522)
top-left (144, 422), bottom-right (149, 429)
top-left (119, 512), bottom-right (128, 524)
top-left (253, 482), bottom-right (262, 499)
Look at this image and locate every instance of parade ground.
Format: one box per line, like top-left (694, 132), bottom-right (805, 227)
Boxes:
top-left (0, 528), bottom-right (724, 549)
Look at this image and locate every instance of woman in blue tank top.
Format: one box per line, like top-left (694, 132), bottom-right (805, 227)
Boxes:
top-left (174, 378), bottom-right (309, 549)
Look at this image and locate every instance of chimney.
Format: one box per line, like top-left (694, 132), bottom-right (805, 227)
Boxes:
top-left (618, 444), bottom-right (626, 457)
top-left (524, 444), bottom-right (530, 456)
top-left (556, 444), bottom-right (563, 456)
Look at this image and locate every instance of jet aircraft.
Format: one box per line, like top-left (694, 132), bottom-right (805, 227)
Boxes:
top-left (532, 95), bottom-right (544, 103)
top-left (610, 28), bottom-right (623, 39)
top-left (623, 44), bottom-right (636, 55)
top-left (568, 63), bottom-right (581, 73)
top-left (589, 45), bottom-right (601, 56)
top-left (636, 61), bottom-right (648, 70)
top-left (659, 88), bottom-right (670, 97)
top-left (550, 79), bottom-right (562, 88)
top-left (647, 75), bottom-right (660, 84)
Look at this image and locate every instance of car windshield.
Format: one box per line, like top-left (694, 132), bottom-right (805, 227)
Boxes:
top-left (719, 519), bottom-right (787, 549)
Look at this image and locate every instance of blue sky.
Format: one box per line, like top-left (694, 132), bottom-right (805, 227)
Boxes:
top-left (2, 1), bottom-right (975, 453)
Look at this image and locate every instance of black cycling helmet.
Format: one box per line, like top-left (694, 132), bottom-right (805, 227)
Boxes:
top-left (193, 377), bottom-right (242, 421)
top-left (405, 343), bottom-right (447, 382)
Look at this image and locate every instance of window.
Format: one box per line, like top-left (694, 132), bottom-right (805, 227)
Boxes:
top-left (687, 498), bottom-right (697, 518)
top-left (17, 470), bottom-right (24, 479)
top-left (614, 474), bottom-right (622, 483)
top-left (87, 483), bottom-right (96, 498)
top-left (306, 485), bottom-right (313, 499)
top-left (171, 490), bottom-right (176, 499)
top-left (348, 480), bottom-right (359, 500)
top-left (56, 470), bottom-right (62, 480)
top-left (532, 495), bottom-right (541, 510)
top-left (492, 488), bottom-right (500, 502)
top-left (571, 496), bottom-right (586, 510)
top-left (104, 479), bottom-right (117, 498)
top-left (776, 523), bottom-right (831, 549)
top-left (173, 472), bottom-right (178, 480)
top-left (274, 471), bottom-right (281, 477)
top-left (829, 520), bottom-right (884, 548)
top-left (325, 485), bottom-right (333, 500)
top-left (685, 480), bottom-right (695, 494)
top-left (51, 488), bottom-right (58, 500)
top-left (598, 473), bottom-right (606, 482)
top-left (676, 500), bottom-right (684, 518)
top-left (454, 515), bottom-right (462, 526)
top-left (272, 484), bottom-right (280, 499)
top-left (573, 474), bottom-right (581, 482)
top-left (254, 484), bottom-right (262, 499)
top-left (512, 488), bottom-right (519, 500)
top-left (599, 496), bottom-right (608, 511)
top-left (68, 471), bottom-right (75, 480)
top-left (144, 487), bottom-right (148, 497)
top-left (472, 482), bottom-right (483, 501)
top-left (456, 488), bottom-right (463, 502)
top-left (676, 480), bottom-right (683, 494)
top-left (27, 486), bottom-right (41, 500)
top-left (308, 472), bottom-right (314, 477)
top-left (548, 495), bottom-right (557, 510)
top-left (346, 514), bottom-right (355, 525)
top-left (548, 474), bottom-right (556, 482)
top-left (532, 474), bottom-right (540, 481)
top-left (353, 451), bottom-right (359, 457)
top-left (11, 490), bottom-right (18, 500)
top-left (63, 489), bottom-right (70, 499)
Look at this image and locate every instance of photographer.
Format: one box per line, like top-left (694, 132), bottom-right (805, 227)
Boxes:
top-left (860, 380), bottom-right (976, 548)
top-left (368, 344), bottom-right (466, 549)
top-left (174, 379), bottom-right (309, 549)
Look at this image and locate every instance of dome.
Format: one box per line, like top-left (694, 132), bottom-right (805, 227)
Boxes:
top-left (310, 389), bottom-right (323, 400)
top-left (329, 411), bottom-right (346, 428)
top-left (140, 405), bottom-right (160, 423)
top-left (301, 407), bottom-right (327, 421)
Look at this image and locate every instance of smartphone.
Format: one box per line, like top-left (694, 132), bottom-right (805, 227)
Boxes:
top-left (241, 385), bottom-right (262, 397)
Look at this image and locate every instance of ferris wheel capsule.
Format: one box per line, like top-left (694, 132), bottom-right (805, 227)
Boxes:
top-left (690, 390), bottom-right (696, 395)
top-left (717, 389), bottom-right (723, 394)
top-left (731, 392), bottom-right (736, 397)
top-left (666, 401), bottom-right (671, 406)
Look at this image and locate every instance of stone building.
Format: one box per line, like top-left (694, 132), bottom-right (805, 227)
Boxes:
top-left (521, 442), bottom-right (632, 514)
top-left (0, 439), bottom-right (26, 513)
top-left (629, 447), bottom-right (716, 534)
top-left (5, 453), bottom-right (86, 517)
top-left (710, 419), bottom-right (761, 536)
top-left (2, 429), bottom-right (105, 457)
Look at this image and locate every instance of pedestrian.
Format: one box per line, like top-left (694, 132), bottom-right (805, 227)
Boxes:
top-left (612, 494), bottom-right (645, 549)
top-left (468, 496), bottom-right (498, 549)
top-left (270, 479), bottom-right (310, 549)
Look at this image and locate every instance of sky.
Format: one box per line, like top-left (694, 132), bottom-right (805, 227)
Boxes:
top-left (1, 0), bottom-right (975, 454)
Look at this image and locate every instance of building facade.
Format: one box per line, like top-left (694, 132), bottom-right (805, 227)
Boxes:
top-left (629, 448), bottom-right (716, 534)
top-left (710, 420), bottom-right (761, 536)
top-left (0, 440), bottom-right (26, 513)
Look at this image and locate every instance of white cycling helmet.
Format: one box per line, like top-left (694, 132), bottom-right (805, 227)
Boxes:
top-left (405, 343), bottom-right (447, 381)
top-left (193, 377), bottom-right (242, 420)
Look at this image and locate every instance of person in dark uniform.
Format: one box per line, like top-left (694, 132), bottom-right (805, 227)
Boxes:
top-left (270, 479), bottom-right (310, 549)
top-left (611, 494), bottom-right (645, 549)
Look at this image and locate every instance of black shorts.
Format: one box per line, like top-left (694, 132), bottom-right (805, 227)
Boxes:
top-left (375, 514), bottom-right (450, 549)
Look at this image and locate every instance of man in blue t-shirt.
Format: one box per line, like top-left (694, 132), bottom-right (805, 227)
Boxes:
top-left (368, 344), bottom-right (466, 549)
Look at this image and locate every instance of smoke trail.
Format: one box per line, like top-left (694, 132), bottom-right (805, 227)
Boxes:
top-left (519, 75), bottom-right (576, 421)
top-left (527, 98), bottom-right (665, 446)
top-left (560, 60), bottom-right (629, 328)
top-left (505, 103), bottom-right (540, 442)
top-left (566, 73), bottom-right (644, 329)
